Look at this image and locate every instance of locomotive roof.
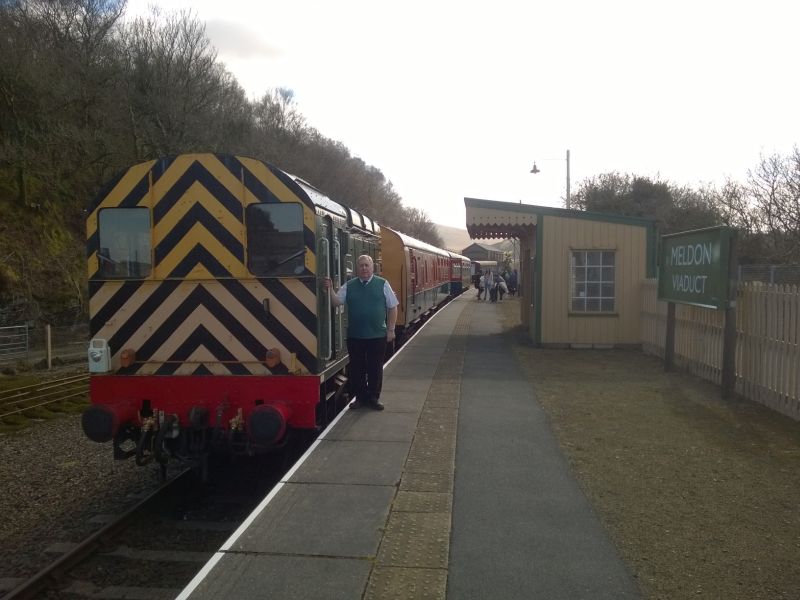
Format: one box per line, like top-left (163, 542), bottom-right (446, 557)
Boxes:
top-left (290, 176), bottom-right (347, 217)
top-left (87, 153), bottom-right (378, 235)
top-left (290, 174), bottom-right (378, 235)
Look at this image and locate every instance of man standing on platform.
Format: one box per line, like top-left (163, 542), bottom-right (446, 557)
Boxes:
top-left (324, 255), bottom-right (399, 410)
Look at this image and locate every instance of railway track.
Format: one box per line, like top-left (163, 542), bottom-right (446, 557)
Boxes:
top-left (0, 373), bottom-right (89, 420)
top-left (3, 468), bottom-right (194, 600)
top-left (2, 455), bottom-right (285, 600)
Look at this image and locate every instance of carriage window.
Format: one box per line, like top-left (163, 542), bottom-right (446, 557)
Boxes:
top-left (247, 203), bottom-right (305, 276)
top-left (97, 208), bottom-right (151, 278)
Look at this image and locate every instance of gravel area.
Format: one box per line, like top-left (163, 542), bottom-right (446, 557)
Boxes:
top-left (0, 415), bottom-right (162, 580)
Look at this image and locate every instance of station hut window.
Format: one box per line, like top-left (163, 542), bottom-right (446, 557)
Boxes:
top-left (570, 250), bottom-right (615, 313)
top-left (97, 207), bottom-right (152, 278)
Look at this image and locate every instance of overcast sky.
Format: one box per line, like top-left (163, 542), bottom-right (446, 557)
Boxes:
top-left (126, 0), bottom-right (799, 230)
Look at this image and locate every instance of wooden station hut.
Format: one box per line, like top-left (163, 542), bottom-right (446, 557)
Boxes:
top-left (465, 198), bottom-right (658, 347)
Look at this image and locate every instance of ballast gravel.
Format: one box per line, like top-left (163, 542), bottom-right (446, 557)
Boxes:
top-left (0, 415), bottom-right (161, 580)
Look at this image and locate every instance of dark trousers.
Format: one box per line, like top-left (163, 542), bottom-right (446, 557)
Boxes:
top-left (347, 337), bottom-right (387, 402)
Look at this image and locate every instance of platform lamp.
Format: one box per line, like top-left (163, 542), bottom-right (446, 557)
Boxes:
top-left (530, 149), bottom-right (571, 209)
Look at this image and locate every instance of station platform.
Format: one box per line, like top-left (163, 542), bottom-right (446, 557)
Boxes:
top-left (177, 295), bottom-right (641, 599)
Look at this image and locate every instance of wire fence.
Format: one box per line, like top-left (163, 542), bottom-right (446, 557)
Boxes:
top-left (738, 264), bottom-right (800, 285)
top-left (0, 326), bottom-right (29, 365)
top-left (0, 323), bottom-right (89, 370)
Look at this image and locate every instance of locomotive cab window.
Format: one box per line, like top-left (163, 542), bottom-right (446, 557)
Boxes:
top-left (247, 203), bottom-right (305, 276)
top-left (97, 208), bottom-right (151, 278)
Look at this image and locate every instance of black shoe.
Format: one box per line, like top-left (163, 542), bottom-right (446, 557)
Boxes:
top-left (369, 401), bottom-right (385, 411)
top-left (349, 400), bottom-right (365, 409)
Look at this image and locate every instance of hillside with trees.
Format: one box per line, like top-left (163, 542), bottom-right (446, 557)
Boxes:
top-left (0, 0), bottom-right (443, 325)
top-left (1, 1), bottom-right (798, 326)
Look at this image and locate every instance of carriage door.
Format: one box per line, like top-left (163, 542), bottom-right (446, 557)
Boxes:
top-left (318, 218), bottom-right (333, 362)
top-left (410, 251), bottom-right (418, 307)
top-left (332, 226), bottom-right (344, 357)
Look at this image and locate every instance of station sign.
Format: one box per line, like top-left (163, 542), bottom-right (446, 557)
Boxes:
top-left (657, 226), bottom-right (733, 309)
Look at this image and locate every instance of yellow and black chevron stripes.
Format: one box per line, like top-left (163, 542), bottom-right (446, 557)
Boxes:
top-left (87, 154), bottom-right (319, 280)
top-left (87, 154), bottom-right (330, 375)
top-left (89, 278), bottom-right (317, 375)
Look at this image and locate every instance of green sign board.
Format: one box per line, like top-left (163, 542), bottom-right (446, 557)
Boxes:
top-left (657, 226), bottom-right (733, 309)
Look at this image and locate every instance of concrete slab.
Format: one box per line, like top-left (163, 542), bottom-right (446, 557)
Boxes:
top-left (380, 375), bottom-right (433, 394)
top-left (231, 482), bottom-right (394, 557)
top-left (289, 439), bottom-right (409, 486)
top-left (381, 390), bottom-right (428, 413)
top-left (326, 410), bottom-right (420, 442)
top-left (188, 554), bottom-right (370, 600)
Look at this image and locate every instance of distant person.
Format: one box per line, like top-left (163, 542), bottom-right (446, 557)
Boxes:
top-left (497, 274), bottom-right (507, 302)
top-left (489, 272), bottom-right (502, 303)
top-left (325, 255), bottom-right (399, 410)
top-left (509, 269), bottom-right (518, 296)
top-left (478, 272), bottom-right (485, 300)
top-left (484, 270), bottom-right (494, 302)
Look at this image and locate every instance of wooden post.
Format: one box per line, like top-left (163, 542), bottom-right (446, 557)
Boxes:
top-left (45, 324), bottom-right (52, 370)
top-left (721, 233), bottom-right (738, 399)
top-left (664, 302), bottom-right (675, 371)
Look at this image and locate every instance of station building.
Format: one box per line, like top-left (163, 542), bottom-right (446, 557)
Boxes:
top-left (460, 242), bottom-right (506, 264)
top-left (465, 197), bottom-right (658, 347)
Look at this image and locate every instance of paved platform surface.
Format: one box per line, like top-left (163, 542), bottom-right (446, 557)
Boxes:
top-left (177, 295), bottom-right (641, 599)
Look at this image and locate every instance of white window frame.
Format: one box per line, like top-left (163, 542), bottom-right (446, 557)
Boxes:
top-left (570, 250), bottom-right (616, 313)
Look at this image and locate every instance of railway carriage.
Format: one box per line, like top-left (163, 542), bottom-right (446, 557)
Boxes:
top-left (379, 226), bottom-right (451, 334)
top-left (447, 251), bottom-right (472, 296)
top-left (82, 153), bottom-right (380, 469)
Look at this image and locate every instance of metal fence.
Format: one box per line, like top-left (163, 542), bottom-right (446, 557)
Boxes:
top-left (0, 323), bottom-right (88, 369)
top-left (0, 325), bottom-right (29, 365)
top-left (738, 264), bottom-right (800, 285)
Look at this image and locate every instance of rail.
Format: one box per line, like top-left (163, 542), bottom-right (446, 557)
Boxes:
top-left (2, 468), bottom-right (194, 600)
top-left (0, 373), bottom-right (89, 420)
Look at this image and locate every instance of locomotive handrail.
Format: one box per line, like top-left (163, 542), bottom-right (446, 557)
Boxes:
top-left (333, 237), bottom-right (343, 353)
top-left (320, 237), bottom-right (333, 361)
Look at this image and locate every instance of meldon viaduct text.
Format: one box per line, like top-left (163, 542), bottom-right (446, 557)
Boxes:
top-left (670, 242), bottom-right (712, 295)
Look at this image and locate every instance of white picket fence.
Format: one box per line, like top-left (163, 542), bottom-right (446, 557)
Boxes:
top-left (641, 279), bottom-right (800, 420)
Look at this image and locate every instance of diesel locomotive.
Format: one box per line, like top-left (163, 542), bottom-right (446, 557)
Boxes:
top-left (81, 153), bottom-right (470, 472)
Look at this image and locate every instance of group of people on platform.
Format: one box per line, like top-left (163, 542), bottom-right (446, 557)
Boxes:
top-left (474, 269), bottom-right (518, 303)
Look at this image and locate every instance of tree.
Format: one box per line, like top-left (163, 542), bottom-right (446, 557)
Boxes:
top-left (120, 8), bottom-right (250, 159)
top-left (0, 0), bottom-right (127, 209)
top-left (399, 206), bottom-right (443, 247)
top-left (745, 148), bottom-right (800, 262)
top-left (572, 172), bottom-right (721, 234)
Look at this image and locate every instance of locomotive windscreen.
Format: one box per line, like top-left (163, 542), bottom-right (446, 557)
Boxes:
top-left (97, 207), bottom-right (152, 279)
top-left (246, 203), bottom-right (306, 276)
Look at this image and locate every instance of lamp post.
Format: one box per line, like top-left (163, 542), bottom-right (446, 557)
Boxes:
top-left (530, 149), bottom-right (571, 210)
